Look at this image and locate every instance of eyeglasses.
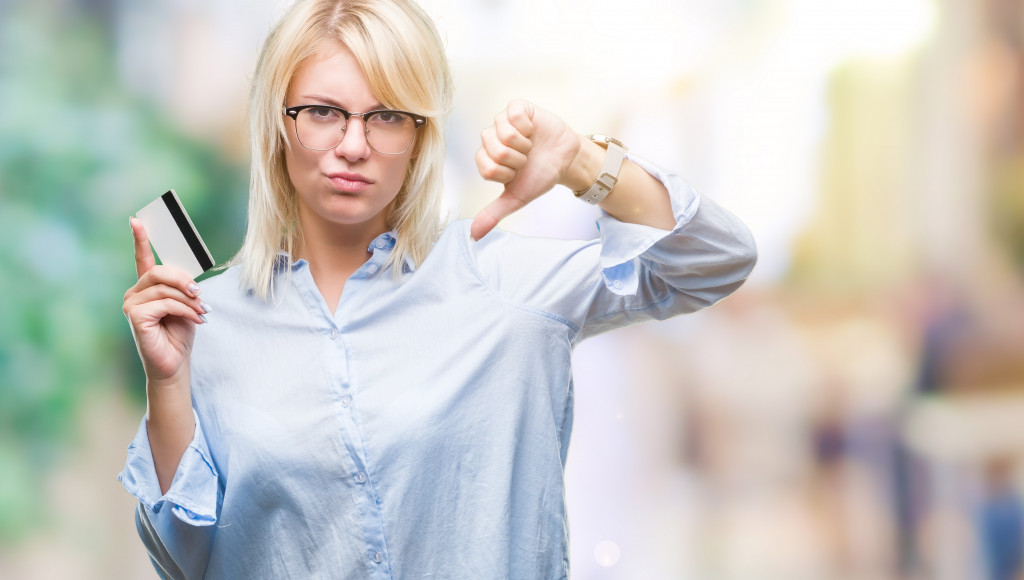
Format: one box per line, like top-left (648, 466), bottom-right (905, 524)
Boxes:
top-left (283, 104), bottom-right (427, 155)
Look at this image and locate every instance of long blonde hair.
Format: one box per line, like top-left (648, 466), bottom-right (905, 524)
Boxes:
top-left (231, 0), bottom-right (453, 300)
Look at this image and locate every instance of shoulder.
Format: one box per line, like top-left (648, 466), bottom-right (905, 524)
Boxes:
top-left (429, 219), bottom-right (542, 275)
top-left (435, 218), bottom-right (590, 258)
top-left (190, 261), bottom-right (304, 364)
top-left (197, 264), bottom-right (245, 301)
top-left (194, 263), bottom-right (276, 322)
top-left (432, 219), bottom-right (599, 295)
top-left (461, 219), bottom-right (596, 265)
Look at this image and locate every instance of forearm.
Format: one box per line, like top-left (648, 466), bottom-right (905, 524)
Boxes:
top-left (562, 136), bottom-right (676, 230)
top-left (146, 369), bottom-right (196, 495)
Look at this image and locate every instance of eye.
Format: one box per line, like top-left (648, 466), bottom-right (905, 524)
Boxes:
top-left (372, 111), bottom-right (409, 125)
top-left (306, 107), bottom-right (341, 122)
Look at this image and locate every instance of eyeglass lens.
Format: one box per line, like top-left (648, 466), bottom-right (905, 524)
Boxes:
top-left (294, 107), bottom-right (418, 154)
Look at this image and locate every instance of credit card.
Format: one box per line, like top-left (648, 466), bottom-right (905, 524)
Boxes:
top-left (136, 190), bottom-right (215, 278)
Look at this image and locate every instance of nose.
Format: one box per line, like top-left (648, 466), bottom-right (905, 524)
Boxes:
top-left (333, 116), bottom-right (371, 161)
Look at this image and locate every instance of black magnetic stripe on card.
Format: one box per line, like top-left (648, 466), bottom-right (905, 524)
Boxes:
top-left (161, 191), bottom-right (214, 272)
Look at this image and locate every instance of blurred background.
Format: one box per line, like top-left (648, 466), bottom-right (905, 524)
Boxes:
top-left (2, 0), bottom-right (1023, 578)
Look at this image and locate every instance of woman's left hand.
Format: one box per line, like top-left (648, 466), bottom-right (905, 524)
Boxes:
top-left (471, 99), bottom-right (586, 240)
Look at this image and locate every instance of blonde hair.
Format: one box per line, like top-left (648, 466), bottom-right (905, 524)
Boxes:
top-left (231, 0), bottom-right (453, 300)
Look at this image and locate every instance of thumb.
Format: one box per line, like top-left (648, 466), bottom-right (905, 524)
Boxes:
top-left (470, 193), bottom-right (526, 241)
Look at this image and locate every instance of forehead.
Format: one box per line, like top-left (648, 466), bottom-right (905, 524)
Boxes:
top-left (287, 41), bottom-right (379, 107)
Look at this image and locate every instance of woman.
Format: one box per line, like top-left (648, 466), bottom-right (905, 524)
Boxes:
top-left (119, 0), bottom-right (757, 578)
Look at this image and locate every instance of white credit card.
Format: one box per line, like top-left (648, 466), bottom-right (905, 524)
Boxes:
top-left (136, 190), bottom-right (214, 279)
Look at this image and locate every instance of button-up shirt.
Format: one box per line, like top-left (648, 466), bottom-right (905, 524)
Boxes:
top-left (118, 157), bottom-right (756, 579)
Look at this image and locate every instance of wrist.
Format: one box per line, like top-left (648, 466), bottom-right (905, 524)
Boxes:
top-left (570, 135), bottom-right (628, 205)
top-left (146, 372), bottom-right (193, 424)
top-left (561, 135), bottom-right (604, 193)
top-left (146, 364), bottom-right (191, 393)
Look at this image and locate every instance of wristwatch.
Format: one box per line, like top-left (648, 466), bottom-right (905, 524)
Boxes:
top-left (574, 134), bottom-right (627, 205)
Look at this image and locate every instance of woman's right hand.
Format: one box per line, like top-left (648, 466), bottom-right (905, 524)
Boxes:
top-left (123, 217), bottom-right (208, 386)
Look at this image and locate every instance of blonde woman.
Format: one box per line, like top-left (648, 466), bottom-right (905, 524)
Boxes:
top-left (119, 0), bottom-right (757, 577)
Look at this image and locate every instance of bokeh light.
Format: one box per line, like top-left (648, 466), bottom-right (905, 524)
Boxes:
top-left (594, 540), bottom-right (622, 568)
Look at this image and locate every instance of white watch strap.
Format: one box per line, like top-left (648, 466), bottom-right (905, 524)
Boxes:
top-left (575, 135), bottom-right (627, 205)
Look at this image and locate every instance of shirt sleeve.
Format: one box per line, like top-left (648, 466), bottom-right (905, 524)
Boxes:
top-left (117, 409), bottom-right (220, 579)
top-left (464, 153), bottom-right (758, 343)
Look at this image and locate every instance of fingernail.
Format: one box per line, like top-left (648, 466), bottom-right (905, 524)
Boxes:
top-left (129, 217), bottom-right (134, 231)
top-left (199, 314), bottom-right (209, 324)
top-left (188, 283), bottom-right (200, 296)
top-left (200, 300), bottom-right (212, 313)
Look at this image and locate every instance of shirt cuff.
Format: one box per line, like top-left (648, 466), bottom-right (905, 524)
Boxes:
top-left (595, 154), bottom-right (701, 296)
top-left (117, 409), bottom-right (219, 526)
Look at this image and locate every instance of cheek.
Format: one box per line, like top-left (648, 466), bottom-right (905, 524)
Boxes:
top-left (283, 144), bottom-right (316, 188)
top-left (386, 158), bottom-right (414, 194)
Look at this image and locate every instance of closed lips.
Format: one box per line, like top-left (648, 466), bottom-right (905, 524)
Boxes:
top-left (327, 172), bottom-right (372, 183)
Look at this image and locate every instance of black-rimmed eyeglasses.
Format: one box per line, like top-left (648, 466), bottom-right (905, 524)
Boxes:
top-left (283, 105), bottom-right (427, 155)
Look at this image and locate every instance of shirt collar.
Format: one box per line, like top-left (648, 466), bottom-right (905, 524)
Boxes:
top-left (367, 232), bottom-right (397, 253)
top-left (272, 231), bottom-right (417, 275)
top-left (368, 231), bottom-right (417, 274)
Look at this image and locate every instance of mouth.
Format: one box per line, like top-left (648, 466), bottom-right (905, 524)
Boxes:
top-left (325, 172), bottom-right (373, 193)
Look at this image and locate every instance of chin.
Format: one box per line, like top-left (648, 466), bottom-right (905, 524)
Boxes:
top-left (317, 200), bottom-right (391, 228)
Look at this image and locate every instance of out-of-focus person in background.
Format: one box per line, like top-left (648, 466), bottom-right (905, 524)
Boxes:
top-left (116, 0), bottom-right (755, 577)
top-left (978, 456), bottom-right (1024, 580)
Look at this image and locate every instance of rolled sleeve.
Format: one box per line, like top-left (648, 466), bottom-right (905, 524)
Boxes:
top-left (595, 154), bottom-right (701, 296)
top-left (117, 409), bottom-right (219, 526)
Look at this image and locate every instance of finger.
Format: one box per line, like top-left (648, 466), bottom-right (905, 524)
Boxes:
top-left (475, 146), bottom-right (517, 184)
top-left (136, 264), bottom-right (202, 300)
top-left (130, 217), bottom-right (156, 279)
top-left (491, 111), bottom-right (531, 153)
top-left (124, 283), bottom-right (207, 316)
top-left (504, 99), bottom-right (535, 142)
top-left (470, 193), bottom-right (526, 241)
top-left (128, 297), bottom-right (206, 327)
top-left (480, 127), bottom-right (528, 172)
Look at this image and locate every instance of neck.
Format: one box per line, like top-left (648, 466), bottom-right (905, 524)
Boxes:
top-left (294, 206), bottom-right (389, 314)
top-left (295, 206), bottom-right (388, 268)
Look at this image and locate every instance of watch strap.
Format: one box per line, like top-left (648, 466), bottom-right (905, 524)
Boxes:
top-left (574, 135), bottom-right (627, 205)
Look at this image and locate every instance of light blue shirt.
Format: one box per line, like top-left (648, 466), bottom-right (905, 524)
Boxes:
top-left (118, 157), bottom-right (757, 579)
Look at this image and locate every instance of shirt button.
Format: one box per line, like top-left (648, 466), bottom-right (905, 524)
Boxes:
top-left (355, 472), bottom-right (367, 484)
top-left (366, 264), bottom-right (379, 275)
top-left (341, 395), bottom-right (352, 407)
top-left (611, 279), bottom-right (623, 290)
top-left (373, 552), bottom-right (383, 563)
top-left (329, 329), bottom-right (339, 340)
top-left (374, 238), bottom-right (388, 249)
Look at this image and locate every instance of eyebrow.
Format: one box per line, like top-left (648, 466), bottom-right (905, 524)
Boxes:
top-left (299, 94), bottom-right (386, 111)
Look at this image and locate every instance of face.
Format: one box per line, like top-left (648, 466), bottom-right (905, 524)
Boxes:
top-left (283, 41), bottom-right (415, 235)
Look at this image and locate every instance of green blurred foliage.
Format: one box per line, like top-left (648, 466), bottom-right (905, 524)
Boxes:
top-left (0, 2), bottom-right (247, 542)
